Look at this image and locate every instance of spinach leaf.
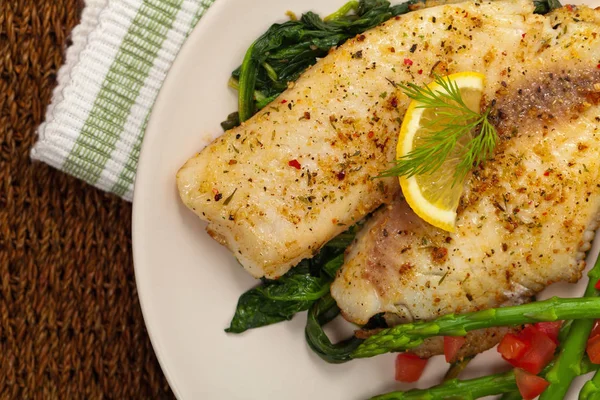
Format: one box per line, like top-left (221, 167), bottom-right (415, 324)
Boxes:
top-left (533, 0), bottom-right (562, 13)
top-left (232, 0), bottom-right (421, 122)
top-left (226, 226), bottom-right (358, 333)
top-left (305, 293), bottom-right (363, 363)
top-left (322, 254), bottom-right (344, 278)
top-left (226, 262), bottom-right (327, 333)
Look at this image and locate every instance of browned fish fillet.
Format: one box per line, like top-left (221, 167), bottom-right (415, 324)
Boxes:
top-left (332, 5), bottom-right (600, 326)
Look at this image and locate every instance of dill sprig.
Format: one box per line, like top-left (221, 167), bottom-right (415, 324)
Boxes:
top-left (380, 75), bottom-right (497, 183)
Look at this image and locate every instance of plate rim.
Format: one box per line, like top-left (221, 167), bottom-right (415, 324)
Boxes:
top-left (131, 0), bottom-right (600, 398)
top-left (131, 0), bottom-right (235, 397)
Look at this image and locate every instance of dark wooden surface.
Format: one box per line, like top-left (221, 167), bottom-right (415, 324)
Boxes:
top-left (0, 1), bottom-right (175, 398)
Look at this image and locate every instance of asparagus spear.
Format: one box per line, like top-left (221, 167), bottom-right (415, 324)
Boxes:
top-left (444, 356), bottom-right (473, 381)
top-left (352, 297), bottom-right (600, 359)
top-left (371, 370), bottom-right (517, 400)
top-left (581, 371), bottom-right (600, 400)
top-left (371, 358), bottom-right (599, 400)
top-left (539, 255), bottom-right (600, 400)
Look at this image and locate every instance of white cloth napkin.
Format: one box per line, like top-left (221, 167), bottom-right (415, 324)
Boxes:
top-left (32, 0), bottom-right (216, 200)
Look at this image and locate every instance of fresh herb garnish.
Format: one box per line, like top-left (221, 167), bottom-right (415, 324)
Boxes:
top-left (380, 74), bottom-right (498, 183)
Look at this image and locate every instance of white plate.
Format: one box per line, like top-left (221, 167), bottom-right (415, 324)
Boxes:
top-left (132, 1), bottom-right (600, 398)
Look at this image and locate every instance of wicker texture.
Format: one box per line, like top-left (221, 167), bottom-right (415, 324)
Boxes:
top-left (0, 1), bottom-right (174, 398)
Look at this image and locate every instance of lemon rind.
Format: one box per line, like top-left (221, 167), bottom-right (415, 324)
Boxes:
top-left (397, 72), bottom-right (485, 232)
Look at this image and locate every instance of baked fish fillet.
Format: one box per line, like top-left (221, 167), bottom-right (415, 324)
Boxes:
top-left (178, 0), bottom-right (597, 279)
top-left (331, 5), bottom-right (600, 325)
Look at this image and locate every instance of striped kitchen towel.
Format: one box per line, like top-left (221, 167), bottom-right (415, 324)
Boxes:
top-left (32, 0), bottom-right (216, 201)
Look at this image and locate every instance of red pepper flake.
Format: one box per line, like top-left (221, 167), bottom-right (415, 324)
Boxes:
top-left (418, 69), bottom-right (423, 75)
top-left (288, 159), bottom-right (301, 169)
top-left (404, 58), bottom-right (413, 66)
top-left (597, 64), bottom-right (600, 69)
top-left (212, 188), bottom-right (219, 195)
top-left (595, 279), bottom-right (600, 290)
top-left (544, 170), bottom-right (551, 176)
top-left (337, 170), bottom-right (346, 180)
top-left (281, 99), bottom-right (288, 104)
top-left (214, 193), bottom-right (223, 201)
top-left (522, 33), bottom-right (526, 38)
top-left (566, 4), bottom-right (574, 11)
top-left (368, 131), bottom-right (374, 138)
top-left (464, 12), bottom-right (468, 17)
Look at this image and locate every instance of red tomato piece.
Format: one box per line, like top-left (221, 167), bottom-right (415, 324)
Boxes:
top-left (534, 321), bottom-right (562, 345)
top-left (499, 326), bottom-right (557, 374)
top-left (444, 336), bottom-right (467, 363)
top-left (591, 320), bottom-right (600, 339)
top-left (515, 368), bottom-right (550, 400)
top-left (395, 353), bottom-right (428, 382)
top-left (515, 326), bottom-right (557, 374)
top-left (595, 279), bottom-right (600, 290)
top-left (498, 333), bottom-right (530, 361)
top-left (587, 334), bottom-right (600, 364)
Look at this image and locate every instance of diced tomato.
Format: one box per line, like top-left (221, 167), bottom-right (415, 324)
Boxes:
top-left (514, 368), bottom-right (550, 400)
top-left (395, 353), bottom-right (428, 382)
top-left (587, 334), bottom-right (600, 364)
top-left (534, 321), bottom-right (562, 345)
top-left (498, 326), bottom-right (557, 374)
top-left (587, 321), bottom-right (600, 364)
top-left (591, 320), bottom-right (600, 338)
top-left (498, 333), bottom-right (530, 361)
top-left (444, 336), bottom-right (466, 363)
top-left (515, 326), bottom-right (557, 374)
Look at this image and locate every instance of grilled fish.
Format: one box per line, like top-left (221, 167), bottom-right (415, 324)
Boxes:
top-left (331, 5), bottom-right (600, 325)
top-left (178, 0), bottom-right (600, 283)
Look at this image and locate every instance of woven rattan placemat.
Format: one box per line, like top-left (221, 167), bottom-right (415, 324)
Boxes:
top-left (1, 1), bottom-right (174, 398)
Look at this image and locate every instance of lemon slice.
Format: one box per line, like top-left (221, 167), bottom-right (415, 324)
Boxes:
top-left (398, 72), bottom-right (485, 232)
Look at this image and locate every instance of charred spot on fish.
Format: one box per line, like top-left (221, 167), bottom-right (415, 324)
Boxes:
top-left (586, 92), bottom-right (600, 105)
top-left (387, 96), bottom-right (398, 109)
top-left (431, 247), bottom-right (448, 264)
top-left (399, 262), bottom-right (413, 275)
top-left (352, 50), bottom-right (363, 59)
